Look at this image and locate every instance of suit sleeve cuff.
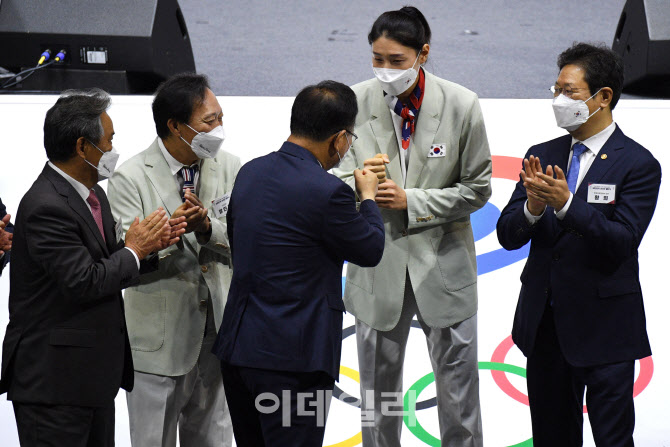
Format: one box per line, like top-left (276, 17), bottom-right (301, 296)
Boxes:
top-left (124, 246), bottom-right (141, 270)
top-left (554, 193), bottom-right (573, 220)
top-left (523, 200), bottom-right (545, 224)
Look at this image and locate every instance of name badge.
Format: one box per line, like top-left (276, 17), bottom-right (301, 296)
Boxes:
top-left (587, 183), bottom-right (616, 204)
top-left (211, 193), bottom-right (231, 218)
top-left (114, 219), bottom-right (124, 242)
top-left (428, 143), bottom-right (446, 158)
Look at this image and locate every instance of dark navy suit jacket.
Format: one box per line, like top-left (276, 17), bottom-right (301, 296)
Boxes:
top-left (213, 142), bottom-right (385, 379)
top-left (497, 125), bottom-right (661, 367)
top-left (0, 196), bottom-right (13, 275)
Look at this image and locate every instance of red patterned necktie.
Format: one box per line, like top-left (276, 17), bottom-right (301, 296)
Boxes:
top-left (86, 190), bottom-right (106, 242)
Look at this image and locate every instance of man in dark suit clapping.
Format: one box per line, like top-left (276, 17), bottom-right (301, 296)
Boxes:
top-left (497, 43), bottom-right (661, 447)
top-left (0, 89), bottom-right (186, 447)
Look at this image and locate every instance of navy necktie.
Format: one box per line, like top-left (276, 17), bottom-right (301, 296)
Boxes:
top-left (566, 143), bottom-right (588, 193)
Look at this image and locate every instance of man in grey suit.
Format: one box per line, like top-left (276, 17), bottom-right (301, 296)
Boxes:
top-left (108, 74), bottom-right (239, 447)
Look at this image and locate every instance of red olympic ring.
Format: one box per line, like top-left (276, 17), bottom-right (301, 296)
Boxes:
top-left (491, 155), bottom-right (524, 181)
top-left (490, 335), bottom-right (654, 413)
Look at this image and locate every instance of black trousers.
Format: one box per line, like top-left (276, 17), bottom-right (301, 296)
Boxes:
top-left (221, 362), bottom-right (335, 447)
top-left (526, 305), bottom-right (635, 447)
top-left (13, 401), bottom-right (115, 447)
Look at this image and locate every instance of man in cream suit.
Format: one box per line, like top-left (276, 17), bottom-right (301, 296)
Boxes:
top-left (333, 65), bottom-right (491, 444)
top-left (108, 74), bottom-right (239, 447)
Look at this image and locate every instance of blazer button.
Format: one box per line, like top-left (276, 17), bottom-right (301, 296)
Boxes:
top-left (401, 230), bottom-right (408, 237)
top-left (552, 253), bottom-right (560, 261)
top-left (201, 265), bottom-right (208, 273)
top-left (200, 299), bottom-right (207, 308)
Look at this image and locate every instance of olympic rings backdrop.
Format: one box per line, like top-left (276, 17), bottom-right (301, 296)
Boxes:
top-left (0, 97), bottom-right (668, 446)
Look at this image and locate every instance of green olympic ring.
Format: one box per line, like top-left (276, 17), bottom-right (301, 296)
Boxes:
top-left (403, 361), bottom-right (533, 447)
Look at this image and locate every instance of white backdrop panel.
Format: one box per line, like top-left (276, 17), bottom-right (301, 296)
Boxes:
top-left (0, 96), bottom-right (668, 446)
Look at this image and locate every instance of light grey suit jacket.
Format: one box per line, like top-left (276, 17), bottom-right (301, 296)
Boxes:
top-left (108, 138), bottom-right (241, 376)
top-left (333, 71), bottom-right (492, 331)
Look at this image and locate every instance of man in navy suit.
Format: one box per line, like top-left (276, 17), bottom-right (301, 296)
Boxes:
top-left (212, 80), bottom-right (385, 447)
top-left (497, 43), bottom-right (661, 447)
top-left (0, 197), bottom-right (12, 275)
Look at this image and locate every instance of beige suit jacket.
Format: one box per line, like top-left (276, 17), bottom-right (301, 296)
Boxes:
top-left (332, 71), bottom-right (492, 331)
top-left (108, 138), bottom-right (240, 376)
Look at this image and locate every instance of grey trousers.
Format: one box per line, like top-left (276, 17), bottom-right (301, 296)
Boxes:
top-left (126, 305), bottom-right (232, 447)
top-left (356, 273), bottom-right (483, 447)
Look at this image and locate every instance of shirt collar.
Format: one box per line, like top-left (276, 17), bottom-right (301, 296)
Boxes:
top-left (571, 121), bottom-right (616, 156)
top-left (158, 137), bottom-right (200, 176)
top-left (47, 161), bottom-right (90, 202)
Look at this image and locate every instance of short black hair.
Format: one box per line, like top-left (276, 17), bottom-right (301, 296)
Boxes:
top-left (368, 6), bottom-right (431, 53)
top-left (557, 42), bottom-right (624, 110)
top-left (290, 81), bottom-right (358, 142)
top-left (43, 88), bottom-right (111, 162)
top-left (152, 73), bottom-right (210, 138)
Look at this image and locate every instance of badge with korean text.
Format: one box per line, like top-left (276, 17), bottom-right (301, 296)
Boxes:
top-left (587, 183), bottom-right (616, 204)
top-left (212, 193), bottom-right (231, 218)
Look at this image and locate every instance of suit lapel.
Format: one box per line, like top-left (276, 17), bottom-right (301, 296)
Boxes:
top-left (43, 164), bottom-right (109, 255)
top-left (556, 139), bottom-right (572, 173)
top-left (95, 184), bottom-right (119, 252)
top-left (541, 137), bottom-right (571, 240)
top-left (368, 89), bottom-right (403, 183)
top-left (143, 140), bottom-right (203, 255)
top-left (144, 140), bottom-right (184, 216)
top-left (198, 158), bottom-right (219, 209)
top-left (575, 126), bottom-right (625, 199)
top-left (406, 73), bottom-right (441, 187)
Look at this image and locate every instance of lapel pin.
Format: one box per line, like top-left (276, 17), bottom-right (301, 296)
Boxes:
top-left (601, 154), bottom-right (607, 160)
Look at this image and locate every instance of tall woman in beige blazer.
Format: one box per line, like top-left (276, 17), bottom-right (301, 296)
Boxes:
top-left (333, 6), bottom-right (492, 447)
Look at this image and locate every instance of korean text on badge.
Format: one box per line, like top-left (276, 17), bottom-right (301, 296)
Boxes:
top-left (587, 183), bottom-right (616, 204)
top-left (212, 193), bottom-right (232, 218)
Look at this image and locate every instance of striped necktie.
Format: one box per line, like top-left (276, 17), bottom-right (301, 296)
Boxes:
top-left (179, 165), bottom-right (198, 201)
top-left (566, 143), bottom-right (588, 193)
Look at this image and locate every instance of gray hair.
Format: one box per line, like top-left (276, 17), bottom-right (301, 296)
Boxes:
top-left (44, 88), bottom-right (111, 162)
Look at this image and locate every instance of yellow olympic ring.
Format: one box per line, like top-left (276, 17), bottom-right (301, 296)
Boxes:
top-left (324, 366), bottom-right (363, 447)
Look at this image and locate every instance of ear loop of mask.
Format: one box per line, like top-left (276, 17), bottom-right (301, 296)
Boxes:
top-left (583, 88), bottom-right (603, 120)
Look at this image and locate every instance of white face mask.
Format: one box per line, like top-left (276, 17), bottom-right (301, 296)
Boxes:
top-left (372, 51), bottom-right (422, 96)
top-left (84, 141), bottom-right (119, 181)
top-left (181, 124), bottom-right (225, 159)
top-left (330, 133), bottom-right (352, 170)
top-left (552, 88), bottom-right (602, 131)
top-left (331, 150), bottom-right (343, 170)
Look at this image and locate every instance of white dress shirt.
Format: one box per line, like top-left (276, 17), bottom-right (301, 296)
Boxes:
top-left (48, 161), bottom-right (140, 269)
top-left (389, 111), bottom-right (412, 186)
top-left (158, 138), bottom-right (201, 193)
top-left (524, 121), bottom-right (617, 223)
